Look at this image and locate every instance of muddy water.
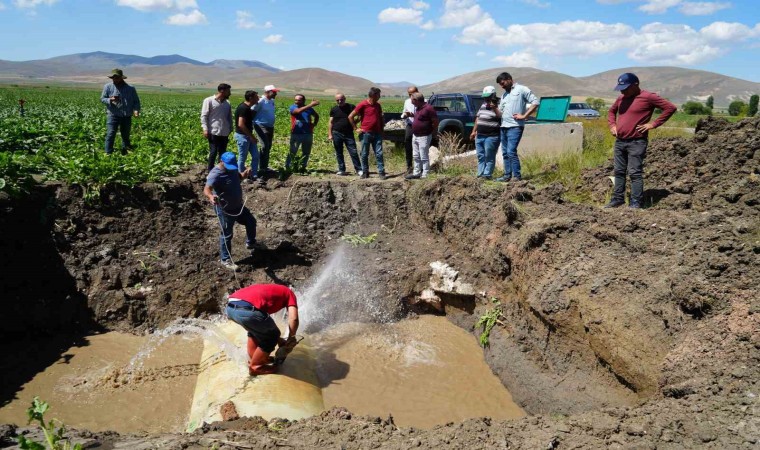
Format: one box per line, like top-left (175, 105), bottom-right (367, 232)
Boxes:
top-left (0, 332), bottom-right (202, 434)
top-left (313, 315), bottom-right (525, 428)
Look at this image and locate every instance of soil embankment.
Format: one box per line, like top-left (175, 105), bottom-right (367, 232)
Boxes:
top-left (1, 117), bottom-right (758, 448)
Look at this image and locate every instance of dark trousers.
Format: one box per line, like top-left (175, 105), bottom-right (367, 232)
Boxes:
top-left (404, 124), bottom-right (414, 170)
top-left (332, 130), bottom-right (361, 173)
top-left (207, 134), bottom-right (229, 171)
top-left (254, 124), bottom-right (274, 176)
top-left (105, 115), bottom-right (132, 154)
top-left (612, 138), bottom-right (648, 205)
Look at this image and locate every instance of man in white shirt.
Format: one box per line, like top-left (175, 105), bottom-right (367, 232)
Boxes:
top-left (201, 83), bottom-right (233, 172)
top-left (401, 86), bottom-right (419, 174)
top-left (496, 73), bottom-right (539, 182)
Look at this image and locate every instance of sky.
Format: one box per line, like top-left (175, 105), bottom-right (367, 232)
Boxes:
top-left (0, 0), bottom-right (758, 85)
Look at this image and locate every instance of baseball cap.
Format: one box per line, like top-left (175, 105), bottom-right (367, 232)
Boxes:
top-left (481, 86), bottom-right (496, 98)
top-left (264, 84), bottom-right (280, 92)
top-left (614, 73), bottom-right (639, 91)
top-left (220, 152), bottom-right (238, 171)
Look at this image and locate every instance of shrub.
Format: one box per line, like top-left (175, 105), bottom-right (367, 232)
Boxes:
top-left (728, 100), bottom-right (747, 116)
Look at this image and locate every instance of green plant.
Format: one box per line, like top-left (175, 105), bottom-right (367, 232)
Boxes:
top-left (682, 101), bottom-right (711, 115)
top-left (705, 95), bottom-right (714, 110)
top-left (17, 397), bottom-right (82, 450)
top-left (749, 94), bottom-right (759, 117)
top-left (340, 233), bottom-right (377, 246)
top-left (728, 100), bottom-right (747, 116)
top-left (477, 299), bottom-right (504, 347)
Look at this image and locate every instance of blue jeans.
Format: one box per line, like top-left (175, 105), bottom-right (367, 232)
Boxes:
top-left (215, 205), bottom-right (256, 262)
top-left (226, 304), bottom-right (281, 352)
top-left (235, 132), bottom-right (259, 176)
top-left (332, 131), bottom-right (361, 173)
top-left (500, 127), bottom-right (525, 179)
top-left (104, 115), bottom-right (132, 154)
top-left (475, 135), bottom-right (499, 177)
top-left (207, 134), bottom-right (229, 172)
top-left (360, 131), bottom-right (385, 174)
top-left (287, 133), bottom-right (313, 172)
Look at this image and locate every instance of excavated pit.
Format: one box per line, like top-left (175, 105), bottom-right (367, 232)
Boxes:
top-left (1, 116), bottom-right (758, 448)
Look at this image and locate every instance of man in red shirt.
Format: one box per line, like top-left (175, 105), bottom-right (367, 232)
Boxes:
top-left (405, 92), bottom-right (439, 179)
top-left (348, 87), bottom-right (387, 180)
top-left (607, 73), bottom-right (676, 209)
top-left (225, 284), bottom-right (299, 375)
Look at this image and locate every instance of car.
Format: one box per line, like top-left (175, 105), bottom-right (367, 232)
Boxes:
top-left (567, 102), bottom-right (600, 119)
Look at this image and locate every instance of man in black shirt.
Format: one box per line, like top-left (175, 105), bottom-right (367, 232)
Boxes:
top-left (234, 90), bottom-right (259, 182)
top-left (328, 93), bottom-right (362, 176)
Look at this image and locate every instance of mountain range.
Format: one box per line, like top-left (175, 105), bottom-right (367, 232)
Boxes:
top-left (1, 51), bottom-right (758, 106)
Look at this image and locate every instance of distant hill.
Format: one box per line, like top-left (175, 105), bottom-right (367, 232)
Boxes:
top-left (0, 52), bottom-right (758, 104)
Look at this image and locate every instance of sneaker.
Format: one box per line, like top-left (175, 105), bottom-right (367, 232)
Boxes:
top-left (221, 259), bottom-right (239, 271)
top-left (405, 173), bottom-right (421, 180)
top-left (336, 170), bottom-right (349, 176)
top-left (360, 172), bottom-right (369, 179)
top-left (604, 200), bottom-right (625, 209)
top-left (628, 202), bottom-right (642, 209)
top-left (378, 172), bottom-right (388, 180)
top-left (495, 175), bottom-right (511, 182)
top-left (513, 177), bottom-right (522, 182)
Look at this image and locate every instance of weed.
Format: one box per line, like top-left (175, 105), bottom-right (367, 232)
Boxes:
top-left (435, 132), bottom-right (466, 173)
top-left (340, 233), bottom-right (377, 247)
top-left (16, 397), bottom-right (82, 450)
top-left (477, 299), bottom-right (505, 347)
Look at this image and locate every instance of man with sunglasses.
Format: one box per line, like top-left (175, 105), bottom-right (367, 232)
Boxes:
top-left (328, 93), bottom-right (361, 176)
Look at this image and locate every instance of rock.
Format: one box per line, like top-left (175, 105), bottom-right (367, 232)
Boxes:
top-left (220, 401), bottom-right (239, 421)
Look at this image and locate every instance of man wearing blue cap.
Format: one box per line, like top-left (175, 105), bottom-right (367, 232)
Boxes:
top-left (607, 73), bottom-right (676, 209)
top-left (203, 152), bottom-right (257, 270)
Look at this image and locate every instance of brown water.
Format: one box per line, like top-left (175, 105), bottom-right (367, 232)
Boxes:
top-left (313, 315), bottom-right (525, 428)
top-left (0, 315), bottom-right (523, 433)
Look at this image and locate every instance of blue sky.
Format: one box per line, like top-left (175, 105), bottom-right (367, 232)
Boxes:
top-left (0, 0), bottom-right (758, 84)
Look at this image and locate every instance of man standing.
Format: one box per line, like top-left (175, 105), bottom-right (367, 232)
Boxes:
top-left (401, 86), bottom-right (419, 174)
top-left (495, 72), bottom-right (539, 182)
top-left (606, 73), bottom-right (676, 209)
top-left (328, 93), bottom-right (361, 176)
top-left (252, 85), bottom-right (280, 183)
top-left (203, 152), bottom-right (257, 271)
top-left (348, 87), bottom-right (386, 180)
top-left (100, 68), bottom-right (140, 155)
top-left (201, 83), bottom-right (233, 172)
top-left (225, 283), bottom-right (299, 376)
top-left (405, 92), bottom-right (438, 179)
top-left (287, 94), bottom-right (320, 173)
top-left (234, 90), bottom-right (259, 182)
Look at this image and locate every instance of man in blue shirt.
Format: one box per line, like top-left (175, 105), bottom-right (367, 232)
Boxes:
top-left (252, 85), bottom-right (279, 184)
top-left (100, 68), bottom-right (141, 155)
top-left (495, 72), bottom-right (539, 182)
top-left (287, 94), bottom-right (320, 173)
top-left (203, 152), bottom-right (257, 271)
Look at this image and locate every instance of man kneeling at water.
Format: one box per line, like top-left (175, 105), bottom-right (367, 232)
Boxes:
top-left (226, 284), bottom-right (299, 375)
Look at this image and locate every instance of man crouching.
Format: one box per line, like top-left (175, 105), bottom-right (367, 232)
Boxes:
top-left (225, 284), bottom-right (299, 375)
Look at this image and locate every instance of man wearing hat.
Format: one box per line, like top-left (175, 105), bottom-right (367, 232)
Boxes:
top-left (252, 85), bottom-right (280, 184)
top-left (607, 73), bottom-right (676, 209)
top-left (203, 152), bottom-right (257, 270)
top-left (100, 69), bottom-right (141, 155)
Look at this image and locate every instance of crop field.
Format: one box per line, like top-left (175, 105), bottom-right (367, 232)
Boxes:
top-left (0, 85), bottom-right (403, 200)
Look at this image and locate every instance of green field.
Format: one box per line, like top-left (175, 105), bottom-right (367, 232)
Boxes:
top-left (0, 85), bottom-right (404, 200)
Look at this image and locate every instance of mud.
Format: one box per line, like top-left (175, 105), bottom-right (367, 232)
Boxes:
top-left (1, 117), bottom-right (759, 448)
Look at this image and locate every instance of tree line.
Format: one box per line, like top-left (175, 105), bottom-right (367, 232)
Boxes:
top-left (585, 95), bottom-right (758, 117)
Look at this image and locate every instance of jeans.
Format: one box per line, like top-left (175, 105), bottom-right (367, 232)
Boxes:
top-left (475, 135), bottom-right (499, 177)
top-left (412, 134), bottom-right (433, 177)
top-left (235, 132), bottom-right (258, 176)
top-left (207, 134), bottom-right (229, 171)
top-left (225, 305), bottom-right (281, 352)
top-left (360, 131), bottom-right (385, 174)
top-left (404, 124), bottom-right (414, 170)
top-left (287, 133), bottom-right (313, 172)
top-left (612, 138), bottom-right (648, 205)
top-left (215, 205), bottom-right (256, 262)
top-left (253, 124), bottom-right (274, 176)
top-left (332, 130), bottom-right (361, 173)
top-left (500, 126), bottom-right (525, 179)
top-left (104, 115), bottom-right (132, 154)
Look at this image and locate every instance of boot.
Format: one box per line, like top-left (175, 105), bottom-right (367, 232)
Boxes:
top-left (249, 347), bottom-right (277, 376)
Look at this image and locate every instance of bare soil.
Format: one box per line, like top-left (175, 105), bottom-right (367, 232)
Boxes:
top-left (1, 116), bottom-right (758, 449)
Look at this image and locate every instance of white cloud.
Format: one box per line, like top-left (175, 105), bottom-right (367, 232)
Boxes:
top-left (629, 22), bottom-right (720, 63)
top-left (476, 51), bottom-right (486, 57)
top-left (164, 9), bottom-right (206, 25)
top-left (639, 0), bottom-right (681, 14)
top-left (378, 7), bottom-right (423, 25)
top-left (492, 51), bottom-right (539, 67)
top-left (13, 0), bottom-right (57, 7)
top-left (700, 21), bottom-right (759, 41)
top-left (439, 0), bottom-right (487, 28)
top-left (263, 34), bottom-right (284, 44)
top-left (679, 1), bottom-right (731, 15)
top-left (0, 2), bottom-right (6, 10)
top-left (421, 20), bottom-right (435, 30)
top-left (235, 11), bottom-right (271, 29)
top-left (339, 40), bottom-right (358, 47)
top-left (410, 0), bottom-right (429, 9)
top-left (116, 0), bottom-right (196, 12)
